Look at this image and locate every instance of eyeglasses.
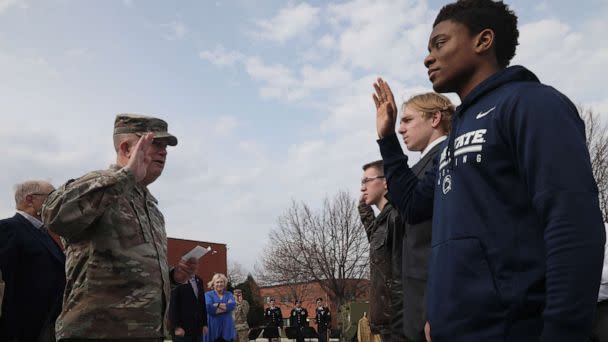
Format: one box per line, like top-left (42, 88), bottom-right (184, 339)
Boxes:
top-left (30, 192), bottom-right (51, 197)
top-left (360, 176), bottom-right (385, 185)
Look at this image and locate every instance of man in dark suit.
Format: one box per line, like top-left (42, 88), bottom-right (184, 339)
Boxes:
top-left (0, 180), bottom-right (66, 342)
top-left (393, 93), bottom-right (453, 341)
top-left (169, 274), bottom-right (208, 342)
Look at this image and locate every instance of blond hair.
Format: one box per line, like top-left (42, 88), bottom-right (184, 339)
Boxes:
top-left (402, 93), bottom-right (454, 133)
top-left (207, 273), bottom-right (228, 289)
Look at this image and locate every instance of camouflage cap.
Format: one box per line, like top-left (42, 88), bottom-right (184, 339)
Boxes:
top-left (113, 113), bottom-right (178, 146)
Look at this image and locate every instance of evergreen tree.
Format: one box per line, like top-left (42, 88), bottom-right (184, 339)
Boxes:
top-left (235, 274), bottom-right (265, 328)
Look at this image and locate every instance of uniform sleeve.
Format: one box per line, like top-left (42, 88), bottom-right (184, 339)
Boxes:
top-left (377, 133), bottom-right (435, 224)
top-left (357, 201), bottom-right (375, 241)
top-left (503, 87), bottom-right (606, 342)
top-left (243, 300), bottom-right (250, 316)
top-left (42, 168), bottom-right (136, 240)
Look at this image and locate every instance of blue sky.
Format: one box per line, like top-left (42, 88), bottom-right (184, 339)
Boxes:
top-left (1, 0), bottom-right (607, 271)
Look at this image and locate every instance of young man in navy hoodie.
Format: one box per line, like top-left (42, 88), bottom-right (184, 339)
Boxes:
top-left (372, 0), bottom-right (606, 341)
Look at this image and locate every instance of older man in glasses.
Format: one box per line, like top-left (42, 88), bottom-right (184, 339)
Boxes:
top-left (0, 180), bottom-right (66, 342)
top-left (42, 114), bottom-right (199, 342)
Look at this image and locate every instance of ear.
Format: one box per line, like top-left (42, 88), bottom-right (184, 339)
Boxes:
top-left (475, 28), bottom-right (495, 54)
top-left (25, 194), bottom-right (34, 207)
top-left (430, 111), bottom-right (442, 129)
top-left (119, 139), bottom-right (132, 158)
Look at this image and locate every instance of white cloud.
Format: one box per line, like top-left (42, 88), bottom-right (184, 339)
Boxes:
top-left (162, 20), bottom-right (188, 41)
top-left (326, 0), bottom-right (432, 80)
top-left (244, 57), bottom-right (306, 101)
top-left (213, 115), bottom-right (239, 135)
top-left (199, 46), bottom-right (244, 67)
top-left (254, 2), bottom-right (321, 43)
top-left (318, 34), bottom-right (335, 50)
top-left (513, 17), bottom-right (608, 113)
top-left (0, 0), bottom-right (22, 14)
top-left (65, 48), bottom-right (91, 59)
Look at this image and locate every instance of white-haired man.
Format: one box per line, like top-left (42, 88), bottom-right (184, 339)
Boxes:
top-left (0, 180), bottom-right (65, 342)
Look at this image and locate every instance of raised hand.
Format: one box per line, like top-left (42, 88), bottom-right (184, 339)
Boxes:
top-left (123, 133), bottom-right (154, 182)
top-left (173, 257), bottom-right (199, 284)
top-left (373, 78), bottom-right (398, 138)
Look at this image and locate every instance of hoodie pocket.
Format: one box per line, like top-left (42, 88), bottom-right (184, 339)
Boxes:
top-left (427, 237), bottom-right (506, 337)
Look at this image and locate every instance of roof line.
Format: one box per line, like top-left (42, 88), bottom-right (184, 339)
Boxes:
top-left (167, 236), bottom-right (226, 246)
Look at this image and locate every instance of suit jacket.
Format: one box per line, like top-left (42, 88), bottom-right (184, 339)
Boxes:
top-left (169, 276), bottom-right (208, 338)
top-left (402, 142), bottom-right (443, 341)
top-left (0, 213), bottom-right (66, 342)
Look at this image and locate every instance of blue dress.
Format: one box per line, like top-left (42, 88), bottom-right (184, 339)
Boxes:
top-left (203, 290), bottom-right (237, 342)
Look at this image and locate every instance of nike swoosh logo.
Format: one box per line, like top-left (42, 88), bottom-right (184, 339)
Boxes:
top-left (476, 106), bottom-right (496, 119)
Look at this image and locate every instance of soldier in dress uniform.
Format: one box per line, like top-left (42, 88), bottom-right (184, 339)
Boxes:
top-left (315, 298), bottom-right (331, 342)
top-left (264, 298), bottom-right (283, 342)
top-left (289, 300), bottom-right (308, 342)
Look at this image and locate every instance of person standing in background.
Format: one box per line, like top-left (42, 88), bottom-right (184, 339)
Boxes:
top-left (233, 289), bottom-right (250, 342)
top-left (0, 180), bottom-right (65, 342)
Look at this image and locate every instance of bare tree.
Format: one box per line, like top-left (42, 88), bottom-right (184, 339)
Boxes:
top-left (258, 190), bottom-right (369, 310)
top-left (227, 260), bottom-right (248, 286)
top-left (580, 106), bottom-right (608, 221)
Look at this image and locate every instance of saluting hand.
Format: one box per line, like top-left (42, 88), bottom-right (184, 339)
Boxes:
top-left (373, 78), bottom-right (398, 138)
top-left (123, 133), bottom-right (154, 182)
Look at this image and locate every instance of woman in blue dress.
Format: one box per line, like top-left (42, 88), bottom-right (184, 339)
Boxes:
top-left (203, 273), bottom-right (237, 342)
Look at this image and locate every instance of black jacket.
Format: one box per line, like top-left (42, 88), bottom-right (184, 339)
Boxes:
top-left (290, 307), bottom-right (308, 327)
top-left (358, 202), bottom-right (404, 337)
top-left (401, 142), bottom-right (443, 341)
top-left (315, 306), bottom-right (331, 330)
top-left (265, 307), bottom-right (283, 327)
top-left (0, 214), bottom-right (66, 342)
top-left (169, 276), bottom-right (208, 338)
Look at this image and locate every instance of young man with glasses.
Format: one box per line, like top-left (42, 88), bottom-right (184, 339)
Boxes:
top-left (358, 160), bottom-right (406, 342)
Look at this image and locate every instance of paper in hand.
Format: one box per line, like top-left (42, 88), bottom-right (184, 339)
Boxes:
top-left (181, 245), bottom-right (211, 261)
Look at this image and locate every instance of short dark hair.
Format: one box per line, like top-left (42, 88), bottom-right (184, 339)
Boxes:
top-left (434, 0), bottom-right (519, 68)
top-left (362, 160), bottom-right (384, 174)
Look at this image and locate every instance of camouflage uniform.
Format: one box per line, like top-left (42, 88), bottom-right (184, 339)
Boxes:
top-left (233, 299), bottom-right (250, 342)
top-left (41, 114), bottom-right (179, 340)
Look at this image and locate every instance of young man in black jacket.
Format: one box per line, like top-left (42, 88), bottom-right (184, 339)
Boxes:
top-left (358, 160), bottom-right (405, 342)
top-left (372, 0), bottom-right (605, 341)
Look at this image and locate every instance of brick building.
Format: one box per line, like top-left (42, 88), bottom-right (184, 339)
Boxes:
top-left (167, 237), bottom-right (227, 287)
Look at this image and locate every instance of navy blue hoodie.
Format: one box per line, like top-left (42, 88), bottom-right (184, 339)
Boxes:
top-left (378, 66), bottom-right (605, 341)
